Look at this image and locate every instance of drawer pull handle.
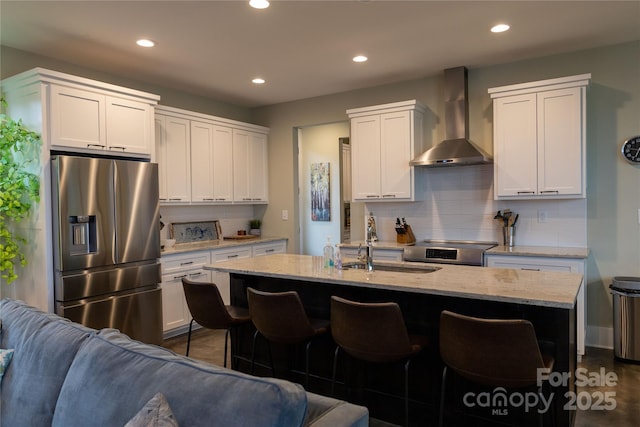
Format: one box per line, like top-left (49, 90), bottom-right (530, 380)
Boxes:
top-left (180, 261), bottom-right (194, 266)
top-left (521, 268), bottom-right (540, 271)
top-left (265, 249), bottom-right (275, 253)
top-left (540, 190), bottom-right (559, 194)
top-left (87, 143), bottom-right (106, 149)
top-left (173, 274), bottom-right (188, 280)
top-left (108, 146), bottom-right (127, 151)
top-left (517, 191), bottom-right (535, 194)
top-left (227, 254), bottom-right (239, 259)
top-left (189, 272), bottom-right (203, 277)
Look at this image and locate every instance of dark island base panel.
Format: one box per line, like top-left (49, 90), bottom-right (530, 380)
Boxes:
top-left (229, 274), bottom-right (577, 427)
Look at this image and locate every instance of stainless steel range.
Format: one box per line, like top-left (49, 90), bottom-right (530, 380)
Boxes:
top-left (403, 240), bottom-right (497, 266)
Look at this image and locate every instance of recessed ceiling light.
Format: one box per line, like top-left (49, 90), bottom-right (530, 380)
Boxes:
top-left (353, 55), bottom-right (368, 63)
top-left (249, 0), bottom-right (270, 9)
top-left (491, 24), bottom-right (510, 33)
top-left (252, 78), bottom-right (266, 84)
top-left (136, 39), bottom-right (155, 48)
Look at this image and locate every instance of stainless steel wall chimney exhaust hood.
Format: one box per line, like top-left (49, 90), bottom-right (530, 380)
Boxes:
top-left (410, 67), bottom-right (492, 167)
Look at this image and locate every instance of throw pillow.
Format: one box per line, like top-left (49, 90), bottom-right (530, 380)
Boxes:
top-left (125, 392), bottom-right (179, 427)
top-left (0, 348), bottom-right (14, 379)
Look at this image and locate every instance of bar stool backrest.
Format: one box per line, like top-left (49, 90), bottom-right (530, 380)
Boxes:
top-left (330, 296), bottom-right (415, 363)
top-left (247, 288), bottom-right (316, 344)
top-left (439, 310), bottom-right (547, 388)
top-left (182, 278), bottom-right (234, 329)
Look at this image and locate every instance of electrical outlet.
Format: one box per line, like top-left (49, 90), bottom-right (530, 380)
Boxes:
top-left (282, 210), bottom-right (289, 220)
top-left (538, 209), bottom-right (548, 223)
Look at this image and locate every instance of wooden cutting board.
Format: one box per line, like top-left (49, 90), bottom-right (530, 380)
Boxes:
top-left (223, 235), bottom-right (259, 240)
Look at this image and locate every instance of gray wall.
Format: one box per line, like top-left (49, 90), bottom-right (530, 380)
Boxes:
top-left (252, 41), bottom-right (640, 341)
top-left (0, 45), bottom-right (252, 122)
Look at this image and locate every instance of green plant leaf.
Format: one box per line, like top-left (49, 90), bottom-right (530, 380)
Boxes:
top-left (0, 97), bottom-right (41, 284)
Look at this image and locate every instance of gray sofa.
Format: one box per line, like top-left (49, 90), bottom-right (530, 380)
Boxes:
top-left (0, 298), bottom-right (368, 427)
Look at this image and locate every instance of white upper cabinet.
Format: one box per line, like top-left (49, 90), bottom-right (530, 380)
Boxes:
top-left (347, 100), bottom-right (425, 202)
top-left (42, 71), bottom-right (159, 157)
top-left (191, 121), bottom-right (234, 203)
top-left (233, 129), bottom-right (269, 203)
top-left (489, 74), bottom-right (590, 199)
top-left (105, 96), bottom-right (154, 154)
top-left (155, 106), bottom-right (269, 205)
top-left (156, 114), bottom-right (191, 203)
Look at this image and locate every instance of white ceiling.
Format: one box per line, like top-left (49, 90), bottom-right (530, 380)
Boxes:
top-left (1, 1), bottom-right (638, 108)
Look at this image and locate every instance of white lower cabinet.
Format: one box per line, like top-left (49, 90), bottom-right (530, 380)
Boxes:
top-left (485, 254), bottom-right (586, 357)
top-left (210, 247), bottom-right (253, 305)
top-left (161, 240), bottom-right (287, 335)
top-left (160, 251), bottom-right (211, 334)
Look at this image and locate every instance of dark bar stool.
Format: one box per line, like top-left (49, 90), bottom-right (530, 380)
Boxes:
top-left (330, 295), bottom-right (428, 427)
top-left (181, 278), bottom-right (251, 369)
top-left (439, 310), bottom-right (556, 427)
top-left (246, 287), bottom-right (329, 388)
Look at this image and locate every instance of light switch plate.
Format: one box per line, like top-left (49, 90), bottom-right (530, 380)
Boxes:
top-left (282, 210), bottom-right (289, 220)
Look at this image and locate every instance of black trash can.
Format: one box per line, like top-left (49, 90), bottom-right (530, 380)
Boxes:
top-left (610, 277), bottom-right (640, 362)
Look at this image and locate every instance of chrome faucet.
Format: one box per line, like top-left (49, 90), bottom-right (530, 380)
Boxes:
top-left (356, 241), bottom-right (374, 271)
top-left (364, 223), bottom-right (375, 271)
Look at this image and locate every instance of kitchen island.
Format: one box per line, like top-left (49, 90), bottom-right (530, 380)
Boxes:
top-left (205, 254), bottom-right (582, 427)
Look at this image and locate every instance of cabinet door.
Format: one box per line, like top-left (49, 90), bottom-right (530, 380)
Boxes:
top-left (248, 132), bottom-right (268, 202)
top-left (493, 93), bottom-right (538, 197)
top-left (232, 129), bottom-right (251, 202)
top-left (380, 111), bottom-right (412, 199)
top-left (155, 116), bottom-right (168, 200)
top-left (105, 96), bottom-right (153, 155)
top-left (161, 116), bottom-right (191, 203)
top-left (190, 121), bottom-right (215, 202)
top-left (50, 84), bottom-right (106, 150)
top-left (161, 273), bottom-right (189, 332)
top-left (233, 129), bottom-right (268, 203)
top-left (351, 115), bottom-right (382, 200)
top-left (537, 87), bottom-right (583, 196)
top-left (211, 125), bottom-right (234, 202)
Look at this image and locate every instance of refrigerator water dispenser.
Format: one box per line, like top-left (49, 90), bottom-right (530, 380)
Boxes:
top-left (69, 215), bottom-right (97, 255)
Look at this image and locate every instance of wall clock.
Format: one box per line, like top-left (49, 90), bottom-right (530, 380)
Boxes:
top-left (621, 135), bottom-right (640, 164)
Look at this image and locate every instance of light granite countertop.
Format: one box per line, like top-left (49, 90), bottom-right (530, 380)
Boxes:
top-left (486, 245), bottom-right (590, 259)
top-left (161, 236), bottom-right (287, 256)
top-left (204, 253), bottom-right (582, 309)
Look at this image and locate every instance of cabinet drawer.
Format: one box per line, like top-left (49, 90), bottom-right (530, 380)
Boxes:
top-left (211, 247), bottom-right (252, 262)
top-left (485, 255), bottom-right (583, 273)
top-left (161, 251), bottom-right (211, 274)
top-left (252, 241), bottom-right (286, 257)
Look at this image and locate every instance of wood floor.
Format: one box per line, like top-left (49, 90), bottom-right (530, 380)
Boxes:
top-left (162, 328), bottom-right (640, 427)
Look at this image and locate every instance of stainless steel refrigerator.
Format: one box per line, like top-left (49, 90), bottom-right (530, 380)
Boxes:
top-left (51, 155), bottom-right (162, 344)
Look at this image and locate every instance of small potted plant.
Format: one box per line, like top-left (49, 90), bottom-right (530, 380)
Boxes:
top-left (249, 219), bottom-right (262, 236)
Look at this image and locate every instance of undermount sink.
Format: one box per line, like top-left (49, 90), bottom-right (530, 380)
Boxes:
top-left (342, 262), bottom-right (440, 274)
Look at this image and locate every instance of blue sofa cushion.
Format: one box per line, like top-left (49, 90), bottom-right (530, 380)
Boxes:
top-left (53, 328), bottom-right (308, 427)
top-left (0, 299), bottom-right (94, 427)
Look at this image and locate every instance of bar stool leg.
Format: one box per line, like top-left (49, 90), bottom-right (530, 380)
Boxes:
top-left (331, 346), bottom-right (340, 396)
top-left (223, 328), bottom-right (230, 368)
top-left (404, 359), bottom-right (411, 427)
top-left (186, 318), bottom-right (195, 357)
top-left (439, 366), bottom-right (448, 427)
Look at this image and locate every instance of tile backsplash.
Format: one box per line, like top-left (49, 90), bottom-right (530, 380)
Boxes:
top-left (365, 164), bottom-right (587, 247)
